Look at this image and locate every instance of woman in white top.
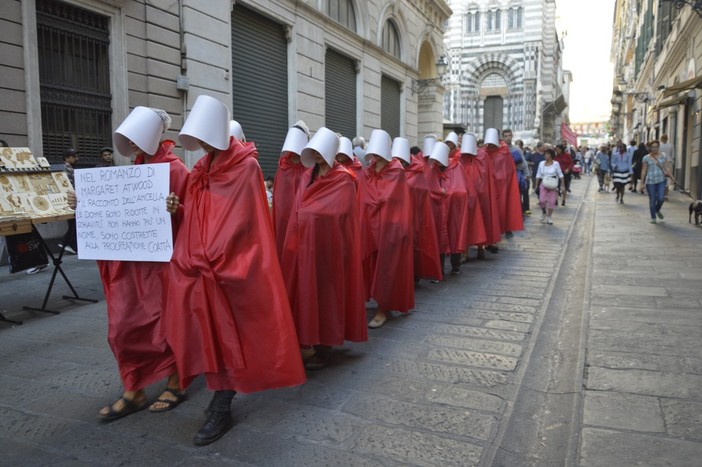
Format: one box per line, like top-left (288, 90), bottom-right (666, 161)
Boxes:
top-left (535, 147), bottom-right (564, 225)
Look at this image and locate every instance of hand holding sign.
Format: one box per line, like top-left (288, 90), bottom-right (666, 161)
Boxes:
top-left (74, 164), bottom-right (172, 262)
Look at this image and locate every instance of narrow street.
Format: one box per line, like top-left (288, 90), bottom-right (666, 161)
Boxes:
top-left (1, 173), bottom-right (701, 466)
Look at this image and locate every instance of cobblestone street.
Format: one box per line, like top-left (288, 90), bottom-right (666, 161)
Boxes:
top-left (1, 174), bottom-right (701, 466)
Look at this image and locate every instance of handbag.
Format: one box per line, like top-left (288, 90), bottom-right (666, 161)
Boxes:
top-left (541, 174), bottom-right (559, 190)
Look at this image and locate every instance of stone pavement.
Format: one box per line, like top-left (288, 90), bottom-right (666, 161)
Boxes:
top-left (0, 175), bottom-right (700, 466)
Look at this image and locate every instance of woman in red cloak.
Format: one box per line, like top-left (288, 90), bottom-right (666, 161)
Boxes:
top-left (360, 130), bottom-right (414, 329)
top-left (272, 121), bottom-right (310, 259)
top-left (165, 96), bottom-right (305, 446)
top-left (421, 135), bottom-right (437, 171)
top-left (335, 135), bottom-right (364, 187)
top-left (479, 129), bottom-right (524, 245)
top-left (281, 127), bottom-right (366, 370)
top-left (426, 142), bottom-right (471, 278)
top-left (87, 107), bottom-right (190, 421)
top-left (393, 138), bottom-right (441, 282)
top-left (457, 133), bottom-right (488, 259)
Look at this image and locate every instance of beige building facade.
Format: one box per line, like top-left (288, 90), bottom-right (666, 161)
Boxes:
top-left (1, 0), bottom-right (451, 176)
top-left (610, 0), bottom-right (702, 197)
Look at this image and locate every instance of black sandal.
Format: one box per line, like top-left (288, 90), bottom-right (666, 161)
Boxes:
top-left (148, 388), bottom-right (186, 413)
top-left (98, 396), bottom-right (147, 422)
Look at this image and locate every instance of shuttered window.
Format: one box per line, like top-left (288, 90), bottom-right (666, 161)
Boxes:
top-left (231, 4), bottom-right (288, 177)
top-left (36, 0), bottom-right (111, 165)
top-left (381, 75), bottom-right (401, 138)
top-left (325, 49), bottom-right (356, 138)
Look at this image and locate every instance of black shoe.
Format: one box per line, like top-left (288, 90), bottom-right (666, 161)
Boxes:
top-left (619, 198), bottom-right (623, 204)
top-left (505, 231), bottom-right (514, 238)
top-left (450, 268), bottom-right (461, 275)
top-left (304, 347), bottom-right (331, 370)
top-left (194, 410), bottom-right (233, 446)
top-left (486, 245), bottom-right (499, 253)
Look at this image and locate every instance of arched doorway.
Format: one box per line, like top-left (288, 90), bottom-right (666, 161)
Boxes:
top-left (484, 96), bottom-right (504, 130)
top-left (416, 40), bottom-right (443, 139)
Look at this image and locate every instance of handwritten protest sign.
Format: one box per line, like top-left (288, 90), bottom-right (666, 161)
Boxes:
top-left (74, 164), bottom-right (172, 262)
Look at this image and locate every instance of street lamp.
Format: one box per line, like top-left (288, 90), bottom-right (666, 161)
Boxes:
top-left (411, 55), bottom-right (449, 95)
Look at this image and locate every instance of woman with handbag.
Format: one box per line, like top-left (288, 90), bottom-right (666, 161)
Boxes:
top-left (535, 148), bottom-right (564, 225)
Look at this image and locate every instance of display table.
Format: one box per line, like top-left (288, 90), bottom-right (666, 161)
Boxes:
top-left (0, 147), bottom-right (97, 324)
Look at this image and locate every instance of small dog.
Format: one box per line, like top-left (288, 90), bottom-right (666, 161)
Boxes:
top-left (689, 200), bottom-right (702, 225)
top-left (604, 173), bottom-right (612, 192)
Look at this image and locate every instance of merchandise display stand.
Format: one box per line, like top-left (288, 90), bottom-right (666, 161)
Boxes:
top-left (1, 147), bottom-right (97, 322)
top-left (22, 224), bottom-right (98, 315)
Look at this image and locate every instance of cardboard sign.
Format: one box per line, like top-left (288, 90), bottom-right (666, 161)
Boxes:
top-left (74, 164), bottom-right (172, 262)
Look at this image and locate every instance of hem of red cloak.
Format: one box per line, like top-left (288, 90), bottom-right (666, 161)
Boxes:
top-left (178, 372), bottom-right (306, 393)
top-left (120, 360), bottom-right (176, 392)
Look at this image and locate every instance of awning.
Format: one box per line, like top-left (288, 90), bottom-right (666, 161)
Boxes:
top-left (655, 94), bottom-right (689, 110)
top-left (662, 75), bottom-right (702, 98)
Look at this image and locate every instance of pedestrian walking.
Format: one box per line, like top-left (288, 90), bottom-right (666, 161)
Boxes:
top-left (611, 142), bottom-right (633, 204)
top-left (555, 144), bottom-right (573, 206)
top-left (392, 137), bottom-right (442, 283)
top-left (281, 127), bottom-right (367, 370)
top-left (359, 130), bottom-right (414, 329)
top-left (639, 140), bottom-right (672, 224)
top-left (535, 147), bottom-right (564, 225)
top-left (457, 133), bottom-right (487, 259)
top-left (594, 145), bottom-right (611, 192)
top-left (165, 95), bottom-right (305, 446)
top-left (480, 128), bottom-right (523, 239)
top-left (584, 146), bottom-right (593, 175)
top-left (335, 136), bottom-right (363, 179)
top-left (426, 141), bottom-right (471, 278)
top-left (630, 142), bottom-right (648, 193)
top-left (273, 122), bottom-right (310, 260)
top-left (90, 107), bottom-right (190, 421)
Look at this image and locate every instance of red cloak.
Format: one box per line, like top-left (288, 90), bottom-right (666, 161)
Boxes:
top-left (272, 152), bottom-right (307, 260)
top-left (427, 158), bottom-right (470, 255)
top-left (281, 164), bottom-right (366, 346)
top-left (165, 138), bottom-right (305, 392)
top-left (483, 142), bottom-right (524, 233)
top-left (339, 158), bottom-right (364, 190)
top-left (359, 158), bottom-right (414, 313)
top-left (457, 155), bottom-right (488, 247)
top-left (98, 140), bottom-right (189, 391)
top-left (405, 156), bottom-right (442, 280)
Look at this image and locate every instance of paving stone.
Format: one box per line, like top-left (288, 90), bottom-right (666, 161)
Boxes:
top-left (660, 399), bottom-right (702, 442)
top-left (485, 287), bottom-right (545, 299)
top-left (424, 385), bottom-right (504, 413)
top-left (43, 423), bottom-right (190, 465)
top-left (379, 358), bottom-right (508, 387)
top-left (217, 425), bottom-right (399, 466)
top-left (399, 320), bottom-right (527, 341)
top-left (583, 391), bottom-right (664, 432)
top-left (586, 351), bottom-right (699, 373)
top-left (586, 367), bottom-right (702, 399)
top-left (437, 323), bottom-right (527, 341)
top-left (580, 427), bottom-right (702, 467)
top-left (343, 394), bottom-right (497, 440)
top-left (21, 389), bottom-right (106, 422)
top-left (425, 335), bottom-right (524, 357)
top-left (0, 407), bottom-right (76, 443)
top-left (593, 284), bottom-right (668, 297)
top-left (484, 320), bottom-right (532, 333)
top-left (353, 424), bottom-right (483, 466)
top-left (268, 380), bottom-right (354, 410)
top-left (590, 306), bottom-right (702, 326)
top-left (588, 330), bottom-right (702, 358)
top-left (468, 301), bottom-right (538, 313)
top-left (427, 348), bottom-right (519, 371)
top-left (33, 365), bottom-right (122, 397)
